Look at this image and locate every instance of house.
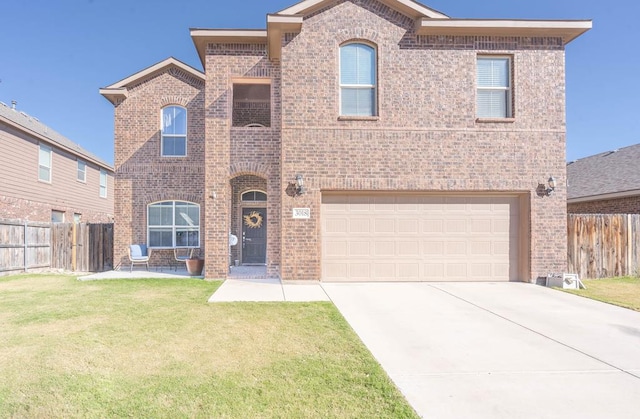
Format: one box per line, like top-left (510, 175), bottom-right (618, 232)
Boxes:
top-left (0, 101), bottom-right (114, 223)
top-left (100, 0), bottom-right (590, 282)
top-left (567, 144), bottom-right (640, 214)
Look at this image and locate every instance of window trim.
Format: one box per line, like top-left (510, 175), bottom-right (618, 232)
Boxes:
top-left (99, 169), bottom-right (108, 198)
top-left (38, 143), bottom-right (52, 183)
top-left (147, 200), bottom-right (201, 249)
top-left (476, 55), bottom-right (513, 119)
top-left (339, 41), bottom-right (378, 117)
top-left (77, 159), bottom-right (87, 183)
top-left (161, 105), bottom-right (188, 157)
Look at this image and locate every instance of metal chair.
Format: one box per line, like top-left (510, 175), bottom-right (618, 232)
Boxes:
top-left (174, 248), bottom-right (195, 270)
top-left (128, 244), bottom-right (151, 271)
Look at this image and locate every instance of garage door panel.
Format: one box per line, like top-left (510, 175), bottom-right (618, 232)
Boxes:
top-left (374, 218), bottom-right (396, 233)
top-left (322, 194), bottom-right (521, 282)
top-left (349, 218), bottom-right (371, 234)
top-left (423, 219), bottom-right (444, 233)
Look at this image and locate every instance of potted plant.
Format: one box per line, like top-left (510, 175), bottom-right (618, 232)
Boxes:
top-left (185, 255), bottom-right (204, 276)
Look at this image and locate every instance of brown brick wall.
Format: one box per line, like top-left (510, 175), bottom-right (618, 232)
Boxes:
top-left (113, 68), bottom-right (205, 270)
top-left (111, 0), bottom-right (573, 282)
top-left (277, 0), bottom-right (568, 281)
top-left (204, 45), bottom-right (282, 278)
top-left (568, 196), bottom-right (640, 214)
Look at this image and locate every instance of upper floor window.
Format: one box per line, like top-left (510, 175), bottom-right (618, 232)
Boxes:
top-left (477, 57), bottom-right (512, 118)
top-left (77, 160), bottom-right (86, 182)
top-left (99, 169), bottom-right (108, 198)
top-left (161, 106), bottom-right (187, 156)
top-left (340, 42), bottom-right (377, 116)
top-left (38, 144), bottom-right (52, 182)
top-left (147, 201), bottom-right (200, 248)
top-left (232, 82), bottom-right (271, 127)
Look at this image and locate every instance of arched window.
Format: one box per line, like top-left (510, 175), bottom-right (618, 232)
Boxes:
top-left (161, 106), bottom-right (187, 156)
top-left (241, 190), bottom-right (267, 201)
top-left (147, 201), bottom-right (199, 248)
top-left (340, 42), bottom-right (377, 116)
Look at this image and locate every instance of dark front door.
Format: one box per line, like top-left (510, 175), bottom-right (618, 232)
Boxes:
top-left (242, 207), bottom-right (267, 264)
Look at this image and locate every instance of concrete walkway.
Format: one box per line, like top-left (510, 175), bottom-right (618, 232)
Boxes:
top-left (208, 277), bottom-right (330, 302)
top-left (322, 282), bottom-right (640, 419)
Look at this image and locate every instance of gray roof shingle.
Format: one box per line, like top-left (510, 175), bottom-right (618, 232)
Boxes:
top-left (567, 143), bottom-right (640, 199)
top-left (0, 101), bottom-right (113, 170)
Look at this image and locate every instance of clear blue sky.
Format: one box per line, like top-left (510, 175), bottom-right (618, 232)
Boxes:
top-left (1, 0), bottom-right (636, 165)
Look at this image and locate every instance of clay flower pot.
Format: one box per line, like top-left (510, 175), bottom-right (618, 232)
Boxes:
top-left (185, 258), bottom-right (204, 276)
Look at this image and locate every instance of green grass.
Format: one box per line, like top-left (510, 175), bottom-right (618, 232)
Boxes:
top-left (0, 274), bottom-right (417, 418)
top-left (561, 276), bottom-right (640, 311)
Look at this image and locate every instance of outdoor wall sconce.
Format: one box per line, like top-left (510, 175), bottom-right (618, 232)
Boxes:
top-left (545, 177), bottom-right (556, 196)
top-left (294, 174), bottom-right (305, 196)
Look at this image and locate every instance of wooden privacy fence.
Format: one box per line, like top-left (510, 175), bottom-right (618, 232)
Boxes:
top-left (0, 219), bottom-right (113, 274)
top-left (568, 214), bottom-right (640, 279)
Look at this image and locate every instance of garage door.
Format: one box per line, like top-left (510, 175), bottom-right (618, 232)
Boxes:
top-left (321, 194), bottom-right (521, 282)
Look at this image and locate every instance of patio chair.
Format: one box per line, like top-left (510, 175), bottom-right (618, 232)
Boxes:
top-left (128, 244), bottom-right (151, 272)
top-left (173, 248), bottom-right (195, 271)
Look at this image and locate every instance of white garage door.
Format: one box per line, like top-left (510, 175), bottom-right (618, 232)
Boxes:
top-left (321, 194), bottom-right (521, 282)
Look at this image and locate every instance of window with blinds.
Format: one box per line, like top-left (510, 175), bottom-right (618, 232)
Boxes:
top-left (340, 42), bottom-right (377, 116)
top-left (477, 57), bottom-right (512, 118)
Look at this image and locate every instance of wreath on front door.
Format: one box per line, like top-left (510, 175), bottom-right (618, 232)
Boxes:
top-left (244, 211), bottom-right (263, 229)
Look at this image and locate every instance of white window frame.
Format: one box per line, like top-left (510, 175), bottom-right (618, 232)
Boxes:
top-left (51, 210), bottom-right (65, 223)
top-left (38, 144), bottom-right (52, 183)
top-left (77, 159), bottom-right (86, 183)
top-left (161, 106), bottom-right (187, 157)
top-left (476, 56), bottom-right (513, 119)
top-left (339, 42), bottom-right (378, 117)
top-left (99, 169), bottom-right (107, 198)
top-left (147, 201), bottom-right (200, 249)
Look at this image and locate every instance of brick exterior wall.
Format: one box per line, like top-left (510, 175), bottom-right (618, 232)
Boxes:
top-left (277, 0), bottom-right (568, 281)
top-left (568, 196), bottom-right (640, 214)
top-left (112, 68), bottom-right (205, 270)
top-left (110, 0), bottom-right (574, 282)
top-left (0, 196), bottom-right (112, 223)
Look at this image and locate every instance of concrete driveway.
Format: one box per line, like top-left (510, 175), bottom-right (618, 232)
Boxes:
top-left (322, 282), bottom-right (640, 419)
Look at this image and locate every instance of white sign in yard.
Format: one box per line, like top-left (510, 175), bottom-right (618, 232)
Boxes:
top-left (292, 208), bottom-right (311, 219)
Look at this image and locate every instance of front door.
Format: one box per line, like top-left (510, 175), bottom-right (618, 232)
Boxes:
top-left (242, 207), bottom-right (267, 264)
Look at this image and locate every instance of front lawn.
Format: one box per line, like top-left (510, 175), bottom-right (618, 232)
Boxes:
top-left (561, 276), bottom-right (640, 311)
top-left (0, 274), bottom-right (417, 418)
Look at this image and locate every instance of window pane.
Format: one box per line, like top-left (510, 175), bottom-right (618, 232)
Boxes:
top-left (39, 166), bottom-right (50, 182)
top-left (162, 137), bottom-right (186, 156)
top-left (149, 229), bottom-right (173, 247)
top-left (39, 146), bottom-right (50, 167)
top-left (77, 161), bottom-right (86, 181)
top-left (340, 44), bottom-right (375, 85)
top-left (51, 210), bottom-right (64, 223)
top-left (176, 230), bottom-right (199, 247)
top-left (163, 106), bottom-right (186, 136)
top-left (255, 192), bottom-right (267, 201)
top-left (478, 58), bottom-right (509, 88)
top-left (477, 90), bottom-right (508, 118)
top-left (341, 87), bottom-right (375, 116)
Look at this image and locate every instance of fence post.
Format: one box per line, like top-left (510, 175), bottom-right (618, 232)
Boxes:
top-left (72, 222), bottom-right (77, 272)
top-left (23, 221), bottom-right (27, 272)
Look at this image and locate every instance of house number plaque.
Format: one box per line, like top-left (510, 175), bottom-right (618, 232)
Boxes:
top-left (292, 208), bottom-right (311, 219)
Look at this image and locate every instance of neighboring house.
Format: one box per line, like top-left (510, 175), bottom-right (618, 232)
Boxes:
top-left (567, 144), bottom-right (640, 214)
top-left (0, 101), bottom-right (114, 223)
top-left (100, 0), bottom-right (590, 282)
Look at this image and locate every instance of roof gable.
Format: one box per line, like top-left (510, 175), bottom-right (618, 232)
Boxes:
top-left (567, 144), bottom-right (640, 202)
top-left (276, 0), bottom-right (449, 19)
top-left (100, 57), bottom-right (204, 105)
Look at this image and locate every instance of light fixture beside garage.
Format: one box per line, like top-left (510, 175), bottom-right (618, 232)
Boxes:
top-left (545, 177), bottom-right (556, 196)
